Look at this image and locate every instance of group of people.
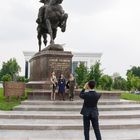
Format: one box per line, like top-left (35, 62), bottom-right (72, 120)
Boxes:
top-left (50, 72), bottom-right (76, 101)
top-left (50, 72), bottom-right (102, 140)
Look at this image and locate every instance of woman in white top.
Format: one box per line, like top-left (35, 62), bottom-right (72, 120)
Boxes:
top-left (50, 72), bottom-right (57, 100)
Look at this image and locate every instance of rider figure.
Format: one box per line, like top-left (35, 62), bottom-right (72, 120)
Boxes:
top-left (36, 0), bottom-right (50, 26)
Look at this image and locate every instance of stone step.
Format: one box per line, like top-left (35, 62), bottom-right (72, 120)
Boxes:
top-left (0, 118), bottom-right (140, 130)
top-left (0, 98), bottom-right (139, 140)
top-left (14, 104), bottom-right (140, 111)
top-left (0, 110), bottom-right (140, 119)
top-left (21, 100), bottom-right (140, 105)
top-left (0, 138), bottom-right (138, 140)
top-left (27, 90), bottom-right (122, 100)
top-left (0, 129), bottom-right (140, 140)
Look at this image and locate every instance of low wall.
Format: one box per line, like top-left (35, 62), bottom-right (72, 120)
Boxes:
top-left (3, 82), bottom-right (25, 97)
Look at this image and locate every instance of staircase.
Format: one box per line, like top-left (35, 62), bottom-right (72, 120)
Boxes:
top-left (0, 99), bottom-right (140, 140)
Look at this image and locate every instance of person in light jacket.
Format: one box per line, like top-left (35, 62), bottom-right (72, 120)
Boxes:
top-left (50, 72), bottom-right (57, 101)
top-left (67, 73), bottom-right (76, 101)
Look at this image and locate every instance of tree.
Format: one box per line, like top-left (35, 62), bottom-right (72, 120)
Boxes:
top-left (99, 75), bottom-right (113, 90)
top-left (126, 71), bottom-right (140, 91)
top-left (0, 58), bottom-right (21, 81)
top-left (131, 76), bottom-right (140, 91)
top-left (87, 61), bottom-right (102, 87)
top-left (127, 66), bottom-right (140, 78)
top-left (75, 63), bottom-right (88, 87)
top-left (126, 71), bottom-right (133, 91)
top-left (112, 76), bottom-right (127, 90)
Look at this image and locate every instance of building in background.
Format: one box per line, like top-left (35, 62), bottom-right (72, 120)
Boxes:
top-left (23, 51), bottom-right (102, 78)
top-left (72, 52), bottom-right (102, 75)
top-left (23, 51), bottom-right (35, 79)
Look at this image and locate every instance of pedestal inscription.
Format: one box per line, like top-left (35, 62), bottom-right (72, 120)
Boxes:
top-left (48, 58), bottom-right (71, 75)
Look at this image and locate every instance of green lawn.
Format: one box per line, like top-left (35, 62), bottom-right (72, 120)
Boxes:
top-left (1, 87), bottom-right (140, 110)
top-left (0, 88), bottom-right (29, 111)
top-left (121, 92), bottom-right (140, 101)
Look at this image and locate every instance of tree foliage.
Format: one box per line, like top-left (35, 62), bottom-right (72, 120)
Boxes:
top-left (0, 58), bottom-right (21, 81)
top-left (131, 76), bottom-right (140, 91)
top-left (75, 63), bottom-right (88, 87)
top-left (127, 66), bottom-right (140, 78)
top-left (127, 72), bottom-right (133, 91)
top-left (99, 75), bottom-right (113, 90)
top-left (112, 76), bottom-right (127, 90)
top-left (75, 62), bottom-right (102, 88)
top-left (126, 71), bottom-right (140, 91)
top-left (87, 62), bottom-right (102, 87)
top-left (1, 74), bottom-right (12, 82)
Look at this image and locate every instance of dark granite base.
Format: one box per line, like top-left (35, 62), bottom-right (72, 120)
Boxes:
top-left (29, 47), bottom-right (73, 81)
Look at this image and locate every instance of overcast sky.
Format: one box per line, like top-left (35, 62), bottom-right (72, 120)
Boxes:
top-left (0, 0), bottom-right (140, 78)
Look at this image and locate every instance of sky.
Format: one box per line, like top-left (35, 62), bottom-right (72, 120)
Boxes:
top-left (0, 0), bottom-right (140, 78)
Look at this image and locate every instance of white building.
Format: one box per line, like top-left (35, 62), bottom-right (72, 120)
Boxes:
top-left (23, 51), bottom-right (36, 79)
top-left (23, 51), bottom-right (102, 78)
top-left (72, 52), bottom-right (102, 74)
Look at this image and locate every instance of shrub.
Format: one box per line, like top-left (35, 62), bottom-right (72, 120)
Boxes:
top-left (99, 75), bottom-right (113, 90)
top-left (17, 76), bottom-right (29, 83)
top-left (1, 74), bottom-right (12, 82)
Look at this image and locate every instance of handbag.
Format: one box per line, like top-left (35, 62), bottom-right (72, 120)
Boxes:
top-left (66, 81), bottom-right (70, 89)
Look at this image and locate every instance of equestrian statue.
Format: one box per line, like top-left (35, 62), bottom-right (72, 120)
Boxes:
top-left (36, 0), bottom-right (68, 51)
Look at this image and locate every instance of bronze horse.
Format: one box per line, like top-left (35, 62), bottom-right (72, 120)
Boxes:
top-left (36, 0), bottom-right (68, 51)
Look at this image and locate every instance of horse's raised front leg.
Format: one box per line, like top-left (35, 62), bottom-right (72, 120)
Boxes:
top-left (60, 13), bottom-right (68, 32)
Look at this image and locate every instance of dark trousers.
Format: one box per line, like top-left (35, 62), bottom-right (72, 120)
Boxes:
top-left (83, 115), bottom-right (102, 140)
top-left (58, 92), bottom-right (65, 100)
top-left (69, 88), bottom-right (74, 99)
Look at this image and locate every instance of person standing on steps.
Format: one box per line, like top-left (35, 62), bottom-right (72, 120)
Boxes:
top-left (50, 72), bottom-right (57, 101)
top-left (58, 74), bottom-right (66, 100)
top-left (66, 73), bottom-right (76, 101)
top-left (79, 80), bottom-right (102, 140)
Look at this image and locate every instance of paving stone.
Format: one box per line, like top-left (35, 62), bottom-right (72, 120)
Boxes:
top-left (0, 129), bottom-right (140, 140)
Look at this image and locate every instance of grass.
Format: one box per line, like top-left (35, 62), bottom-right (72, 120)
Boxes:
top-left (1, 87), bottom-right (140, 110)
top-left (121, 92), bottom-right (140, 101)
top-left (0, 88), bottom-right (31, 111)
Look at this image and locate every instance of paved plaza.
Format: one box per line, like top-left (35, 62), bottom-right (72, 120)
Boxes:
top-left (0, 99), bottom-right (140, 140)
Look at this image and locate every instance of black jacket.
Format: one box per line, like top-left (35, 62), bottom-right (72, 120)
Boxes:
top-left (79, 89), bottom-right (101, 117)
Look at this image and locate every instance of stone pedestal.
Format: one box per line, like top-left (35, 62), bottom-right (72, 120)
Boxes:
top-left (28, 45), bottom-right (73, 89)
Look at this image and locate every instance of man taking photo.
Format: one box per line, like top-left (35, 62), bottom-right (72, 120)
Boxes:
top-left (79, 80), bottom-right (102, 140)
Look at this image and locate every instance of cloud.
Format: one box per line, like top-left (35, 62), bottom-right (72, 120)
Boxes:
top-left (0, 0), bottom-right (140, 77)
top-left (0, 0), bottom-right (37, 42)
top-left (63, 0), bottom-right (120, 15)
